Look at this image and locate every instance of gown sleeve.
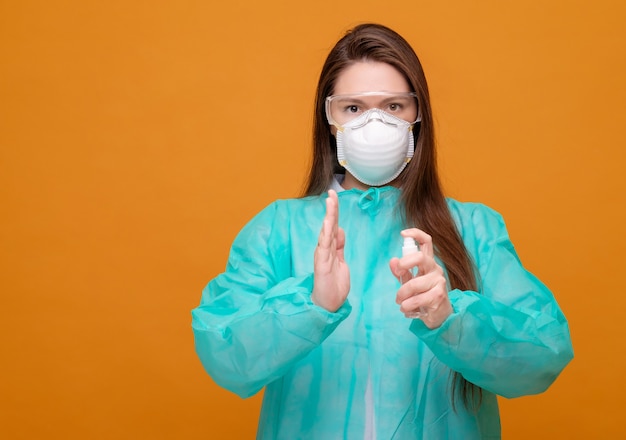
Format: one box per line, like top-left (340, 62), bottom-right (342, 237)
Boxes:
top-left (410, 203), bottom-right (574, 398)
top-left (191, 201), bottom-right (351, 398)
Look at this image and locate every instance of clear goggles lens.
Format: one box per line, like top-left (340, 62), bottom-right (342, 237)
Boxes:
top-left (325, 92), bottom-right (420, 127)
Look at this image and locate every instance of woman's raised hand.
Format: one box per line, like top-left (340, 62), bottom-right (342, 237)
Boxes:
top-left (311, 190), bottom-right (350, 312)
top-left (389, 228), bottom-right (452, 328)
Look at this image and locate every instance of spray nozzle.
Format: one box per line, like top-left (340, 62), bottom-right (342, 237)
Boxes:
top-left (402, 237), bottom-right (419, 256)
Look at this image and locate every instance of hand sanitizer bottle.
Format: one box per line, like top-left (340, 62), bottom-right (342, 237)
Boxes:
top-left (401, 237), bottom-right (428, 318)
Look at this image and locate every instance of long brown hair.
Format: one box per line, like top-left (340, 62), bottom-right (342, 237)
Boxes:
top-left (303, 23), bottom-right (481, 410)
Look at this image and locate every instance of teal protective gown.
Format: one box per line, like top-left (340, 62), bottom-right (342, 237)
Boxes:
top-left (192, 186), bottom-right (573, 440)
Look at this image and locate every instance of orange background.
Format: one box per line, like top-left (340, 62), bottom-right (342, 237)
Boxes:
top-left (1, 1), bottom-right (624, 438)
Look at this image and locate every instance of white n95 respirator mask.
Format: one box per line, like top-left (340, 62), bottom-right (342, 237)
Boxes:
top-left (335, 109), bottom-right (415, 186)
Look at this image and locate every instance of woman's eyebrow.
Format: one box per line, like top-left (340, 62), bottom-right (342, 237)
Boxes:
top-left (334, 97), bottom-right (368, 104)
top-left (336, 97), bottom-right (398, 105)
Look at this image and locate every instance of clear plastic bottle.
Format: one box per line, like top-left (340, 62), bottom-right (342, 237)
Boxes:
top-left (401, 237), bottom-right (428, 318)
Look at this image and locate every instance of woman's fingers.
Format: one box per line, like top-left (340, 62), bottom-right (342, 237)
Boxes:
top-left (398, 292), bottom-right (429, 315)
top-left (316, 190), bottom-right (339, 259)
top-left (336, 226), bottom-right (346, 260)
top-left (397, 274), bottom-right (451, 325)
top-left (312, 190), bottom-right (350, 312)
top-left (390, 229), bottom-right (452, 327)
top-left (327, 189), bottom-right (339, 236)
top-left (395, 270), bottom-right (443, 304)
top-left (389, 257), bottom-right (413, 284)
top-left (395, 251), bottom-right (438, 277)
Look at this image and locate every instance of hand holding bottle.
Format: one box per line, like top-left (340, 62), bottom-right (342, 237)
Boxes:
top-left (312, 190), bottom-right (350, 312)
top-left (389, 228), bottom-right (452, 328)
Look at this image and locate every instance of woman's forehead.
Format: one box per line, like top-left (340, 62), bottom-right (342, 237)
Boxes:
top-left (333, 61), bottom-right (411, 95)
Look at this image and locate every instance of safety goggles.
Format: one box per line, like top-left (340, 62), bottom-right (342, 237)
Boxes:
top-left (325, 92), bottom-right (420, 128)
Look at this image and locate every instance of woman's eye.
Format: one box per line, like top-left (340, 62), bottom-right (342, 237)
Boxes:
top-left (389, 103), bottom-right (402, 111)
top-left (346, 105), bottom-right (359, 113)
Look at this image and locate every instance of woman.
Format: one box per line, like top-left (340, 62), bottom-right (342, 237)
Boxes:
top-left (192, 23), bottom-right (573, 439)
